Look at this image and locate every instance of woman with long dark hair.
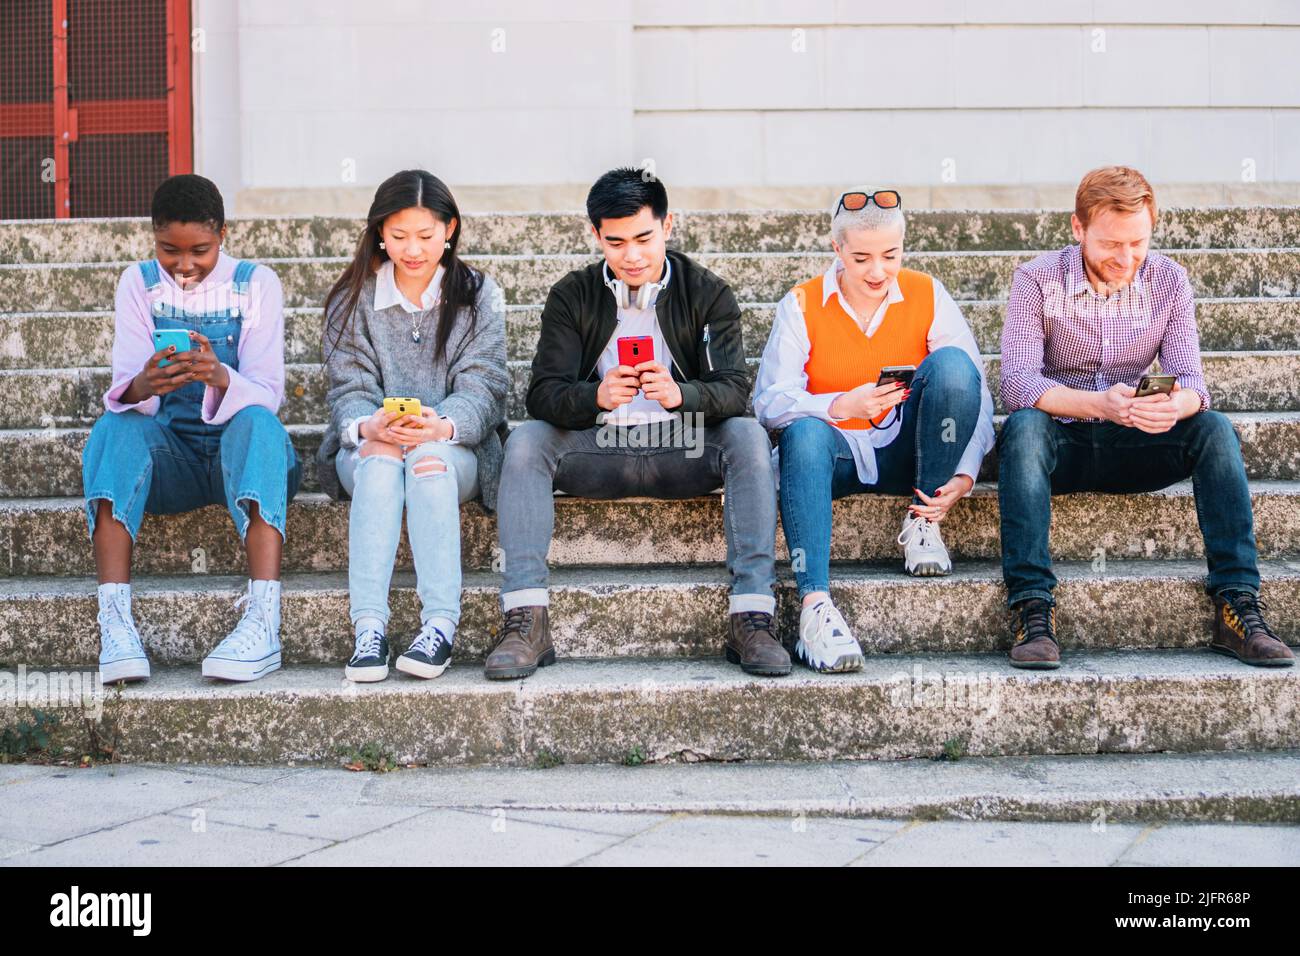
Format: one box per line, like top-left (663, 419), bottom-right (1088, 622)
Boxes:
top-left (319, 169), bottom-right (509, 682)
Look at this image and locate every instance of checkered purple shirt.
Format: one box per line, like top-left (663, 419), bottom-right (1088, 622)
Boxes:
top-left (1000, 245), bottom-right (1211, 421)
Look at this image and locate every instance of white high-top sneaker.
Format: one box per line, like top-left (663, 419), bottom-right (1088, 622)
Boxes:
top-left (97, 585), bottom-right (150, 684)
top-left (202, 581), bottom-right (282, 682)
top-left (899, 512), bottom-right (953, 577)
top-left (795, 599), bottom-right (865, 673)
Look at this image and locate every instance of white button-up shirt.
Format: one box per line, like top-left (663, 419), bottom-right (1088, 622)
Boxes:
top-left (753, 258), bottom-right (995, 490)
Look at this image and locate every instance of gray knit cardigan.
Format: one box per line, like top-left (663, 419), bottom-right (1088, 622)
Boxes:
top-left (317, 270), bottom-right (510, 512)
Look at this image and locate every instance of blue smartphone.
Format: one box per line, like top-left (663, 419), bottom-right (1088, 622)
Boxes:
top-left (152, 329), bottom-right (192, 367)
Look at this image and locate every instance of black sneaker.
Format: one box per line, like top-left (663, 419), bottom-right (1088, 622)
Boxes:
top-left (396, 620), bottom-right (453, 680)
top-left (344, 628), bottom-right (390, 682)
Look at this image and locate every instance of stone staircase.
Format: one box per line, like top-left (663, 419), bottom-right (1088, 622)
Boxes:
top-left (0, 208), bottom-right (1298, 773)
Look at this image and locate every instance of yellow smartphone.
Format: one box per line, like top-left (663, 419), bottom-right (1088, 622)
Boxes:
top-left (383, 397), bottom-right (422, 420)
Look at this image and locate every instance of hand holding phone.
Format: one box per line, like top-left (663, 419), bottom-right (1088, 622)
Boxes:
top-left (830, 379), bottom-right (909, 421)
top-left (597, 364), bottom-right (641, 411)
top-left (128, 330), bottom-right (197, 401)
top-left (1129, 378), bottom-right (1182, 435)
top-left (634, 361), bottom-right (682, 410)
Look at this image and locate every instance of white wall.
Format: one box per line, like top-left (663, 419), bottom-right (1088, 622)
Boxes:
top-left (191, 0), bottom-right (1300, 211)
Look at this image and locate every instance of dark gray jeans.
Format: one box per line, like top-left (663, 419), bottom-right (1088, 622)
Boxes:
top-left (497, 416), bottom-right (777, 611)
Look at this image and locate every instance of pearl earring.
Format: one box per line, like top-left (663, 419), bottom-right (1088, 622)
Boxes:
top-left (378, 241), bottom-right (386, 249)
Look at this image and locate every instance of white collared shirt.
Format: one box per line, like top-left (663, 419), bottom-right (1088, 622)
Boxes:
top-left (341, 261), bottom-right (456, 448)
top-left (753, 258), bottom-right (995, 491)
top-left (596, 258), bottom-right (677, 426)
top-left (374, 259), bottom-right (444, 313)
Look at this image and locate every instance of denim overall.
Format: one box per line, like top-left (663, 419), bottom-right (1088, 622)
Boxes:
top-left (82, 259), bottom-right (301, 543)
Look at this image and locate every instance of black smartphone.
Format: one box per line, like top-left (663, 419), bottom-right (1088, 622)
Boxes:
top-left (877, 365), bottom-right (916, 389)
top-left (1135, 374), bottom-right (1176, 398)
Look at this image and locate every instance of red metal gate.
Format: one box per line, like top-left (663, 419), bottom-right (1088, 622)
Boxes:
top-left (1, 0), bottom-right (192, 219)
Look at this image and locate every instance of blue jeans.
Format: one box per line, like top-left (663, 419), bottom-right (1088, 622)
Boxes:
top-left (82, 405), bottom-right (301, 542)
top-left (337, 441), bottom-right (479, 630)
top-left (778, 346), bottom-right (983, 598)
top-left (997, 407), bottom-right (1260, 606)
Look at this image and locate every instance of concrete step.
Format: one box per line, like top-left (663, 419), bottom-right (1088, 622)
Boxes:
top-left (5, 480), bottom-right (1300, 576)
top-left (4, 296), bottom-right (1300, 371)
top-left (197, 751), bottom-right (1300, 823)
top-left (7, 410), bottom-right (1300, 498)
top-left (4, 248), bottom-right (1299, 312)
top-left (4, 560), bottom-right (1300, 669)
top-left (2, 349), bottom-right (1298, 431)
top-left (5, 652), bottom-right (1296, 765)
top-left (4, 206), bottom-right (1299, 263)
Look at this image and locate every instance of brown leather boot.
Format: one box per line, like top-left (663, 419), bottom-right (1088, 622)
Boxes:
top-left (725, 611), bottom-right (791, 676)
top-left (1008, 598), bottom-right (1059, 669)
top-left (484, 605), bottom-right (555, 679)
top-left (1210, 591), bottom-right (1295, 667)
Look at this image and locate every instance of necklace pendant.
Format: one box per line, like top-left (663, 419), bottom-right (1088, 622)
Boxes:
top-left (412, 329), bottom-right (421, 343)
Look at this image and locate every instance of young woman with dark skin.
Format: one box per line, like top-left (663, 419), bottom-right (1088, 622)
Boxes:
top-left (82, 173), bottom-right (301, 683)
top-left (96, 220), bottom-right (284, 583)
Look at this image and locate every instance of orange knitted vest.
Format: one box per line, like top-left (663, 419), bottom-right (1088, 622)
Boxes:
top-left (799, 267), bottom-right (935, 429)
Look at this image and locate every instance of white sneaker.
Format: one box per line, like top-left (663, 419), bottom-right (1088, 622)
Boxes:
top-left (202, 583), bottom-right (282, 682)
top-left (98, 588), bottom-right (150, 684)
top-left (899, 513), bottom-right (952, 577)
top-left (795, 600), bottom-right (865, 673)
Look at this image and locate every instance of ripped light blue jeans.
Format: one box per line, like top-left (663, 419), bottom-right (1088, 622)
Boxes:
top-left (336, 440), bottom-right (479, 631)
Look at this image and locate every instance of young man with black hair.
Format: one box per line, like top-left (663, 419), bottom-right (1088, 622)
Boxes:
top-left (488, 167), bottom-right (787, 679)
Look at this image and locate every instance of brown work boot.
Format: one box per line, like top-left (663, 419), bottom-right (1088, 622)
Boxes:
top-left (1008, 598), bottom-right (1059, 669)
top-left (484, 605), bottom-right (555, 679)
top-left (1210, 590), bottom-right (1295, 667)
top-left (725, 611), bottom-right (791, 676)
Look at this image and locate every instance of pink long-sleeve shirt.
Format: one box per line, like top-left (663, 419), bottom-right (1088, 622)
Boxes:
top-left (104, 251), bottom-right (286, 425)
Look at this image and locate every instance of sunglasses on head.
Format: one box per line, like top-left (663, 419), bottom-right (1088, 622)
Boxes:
top-left (836, 190), bottom-right (902, 214)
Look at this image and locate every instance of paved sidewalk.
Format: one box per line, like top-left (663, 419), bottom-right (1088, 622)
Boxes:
top-left (1, 757), bottom-right (1298, 866)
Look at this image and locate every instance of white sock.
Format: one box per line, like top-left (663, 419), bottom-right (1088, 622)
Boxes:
top-left (355, 616), bottom-right (385, 639)
top-left (729, 594), bottom-right (776, 616)
top-left (97, 582), bottom-right (132, 617)
top-left (428, 616), bottom-right (456, 643)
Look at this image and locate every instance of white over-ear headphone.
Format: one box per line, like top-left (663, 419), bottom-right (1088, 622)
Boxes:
top-left (603, 261), bottom-right (666, 311)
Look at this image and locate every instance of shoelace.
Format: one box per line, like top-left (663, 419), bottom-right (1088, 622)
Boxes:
top-left (810, 602), bottom-right (847, 644)
top-left (1223, 591), bottom-right (1278, 639)
top-left (1017, 601), bottom-right (1055, 645)
top-left (898, 515), bottom-right (941, 550)
top-left (408, 620), bottom-right (448, 657)
top-left (98, 592), bottom-right (140, 656)
top-left (502, 606), bottom-right (533, 637)
top-left (353, 627), bottom-right (386, 659)
top-left (219, 591), bottom-right (273, 655)
top-left (737, 611), bottom-right (775, 642)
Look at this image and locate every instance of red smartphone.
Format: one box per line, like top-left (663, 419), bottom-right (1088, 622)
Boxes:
top-left (617, 335), bottom-right (654, 369)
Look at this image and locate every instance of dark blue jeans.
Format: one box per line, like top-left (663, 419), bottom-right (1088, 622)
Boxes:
top-left (779, 346), bottom-right (983, 598)
top-left (997, 407), bottom-right (1260, 606)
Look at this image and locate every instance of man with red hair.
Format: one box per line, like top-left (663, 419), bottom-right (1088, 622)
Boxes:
top-left (996, 166), bottom-right (1292, 670)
